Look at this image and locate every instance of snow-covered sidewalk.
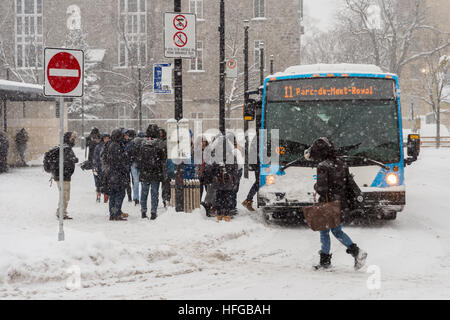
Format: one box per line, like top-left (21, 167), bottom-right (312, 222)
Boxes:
top-left (0, 148), bottom-right (449, 299)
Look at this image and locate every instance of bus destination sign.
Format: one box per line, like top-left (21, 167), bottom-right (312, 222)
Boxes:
top-left (267, 77), bottom-right (395, 101)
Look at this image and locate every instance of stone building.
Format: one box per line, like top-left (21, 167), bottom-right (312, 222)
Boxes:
top-left (0, 0), bottom-right (302, 136)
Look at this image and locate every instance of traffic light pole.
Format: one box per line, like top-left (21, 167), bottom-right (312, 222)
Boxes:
top-left (243, 21), bottom-right (249, 179)
top-left (174, 0), bottom-right (184, 212)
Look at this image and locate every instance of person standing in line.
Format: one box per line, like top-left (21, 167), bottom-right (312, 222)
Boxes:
top-left (304, 137), bottom-right (368, 270)
top-left (93, 133), bottom-right (110, 203)
top-left (158, 128), bottom-right (171, 208)
top-left (106, 129), bottom-right (129, 221)
top-left (127, 131), bottom-right (146, 206)
top-left (0, 131), bottom-right (10, 173)
top-left (15, 128), bottom-right (29, 167)
top-left (231, 136), bottom-right (244, 214)
top-left (123, 129), bottom-right (135, 203)
top-left (52, 132), bottom-right (79, 220)
top-left (138, 124), bottom-right (166, 220)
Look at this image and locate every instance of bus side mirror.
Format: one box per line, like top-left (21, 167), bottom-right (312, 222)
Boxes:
top-left (405, 134), bottom-right (420, 166)
top-left (243, 99), bottom-right (261, 121)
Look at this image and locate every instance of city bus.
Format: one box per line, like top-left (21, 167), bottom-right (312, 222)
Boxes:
top-left (246, 64), bottom-right (420, 222)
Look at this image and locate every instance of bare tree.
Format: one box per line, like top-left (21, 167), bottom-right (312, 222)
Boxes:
top-left (415, 53), bottom-right (449, 148)
top-left (340, 0), bottom-right (450, 76)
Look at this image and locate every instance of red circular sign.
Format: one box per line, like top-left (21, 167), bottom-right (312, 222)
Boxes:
top-left (173, 32), bottom-right (188, 48)
top-left (47, 52), bottom-right (81, 94)
top-left (173, 15), bottom-right (187, 30)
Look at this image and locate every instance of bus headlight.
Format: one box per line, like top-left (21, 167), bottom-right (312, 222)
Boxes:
top-left (386, 173), bottom-right (398, 186)
top-left (266, 175), bottom-right (276, 185)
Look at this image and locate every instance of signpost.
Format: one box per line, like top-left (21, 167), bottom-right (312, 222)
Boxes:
top-left (44, 48), bottom-right (84, 241)
top-left (164, 12), bottom-right (197, 59)
top-left (154, 63), bottom-right (173, 94)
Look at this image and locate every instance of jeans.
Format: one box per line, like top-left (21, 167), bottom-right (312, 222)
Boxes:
top-left (319, 223), bottom-right (354, 255)
top-left (131, 166), bottom-right (140, 201)
top-left (141, 181), bottom-right (160, 214)
top-left (109, 187), bottom-right (125, 218)
top-left (245, 170), bottom-right (260, 202)
top-left (231, 168), bottom-right (243, 209)
top-left (56, 180), bottom-right (71, 217)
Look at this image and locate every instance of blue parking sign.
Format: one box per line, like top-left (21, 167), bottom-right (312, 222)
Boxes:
top-left (154, 63), bottom-right (173, 94)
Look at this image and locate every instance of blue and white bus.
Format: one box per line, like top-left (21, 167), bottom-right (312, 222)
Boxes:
top-left (249, 64), bottom-right (419, 222)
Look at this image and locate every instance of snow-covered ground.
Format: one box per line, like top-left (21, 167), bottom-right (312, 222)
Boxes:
top-left (0, 147), bottom-right (449, 300)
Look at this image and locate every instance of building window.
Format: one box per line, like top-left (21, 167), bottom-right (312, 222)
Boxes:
top-left (118, 0), bottom-right (147, 67)
top-left (190, 41), bottom-right (204, 71)
top-left (189, 0), bottom-right (204, 20)
top-left (190, 112), bottom-right (204, 119)
top-left (15, 0), bottom-right (43, 69)
top-left (254, 0), bottom-right (265, 18)
top-left (254, 40), bottom-right (265, 68)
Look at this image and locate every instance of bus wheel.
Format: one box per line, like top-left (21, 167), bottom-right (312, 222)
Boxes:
top-left (383, 211), bottom-right (397, 220)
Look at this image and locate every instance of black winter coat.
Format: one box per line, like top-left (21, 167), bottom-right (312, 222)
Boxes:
top-left (106, 131), bottom-right (130, 190)
top-left (138, 138), bottom-right (166, 183)
top-left (315, 158), bottom-right (350, 210)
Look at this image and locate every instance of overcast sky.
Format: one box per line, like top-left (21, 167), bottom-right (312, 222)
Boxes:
top-left (304, 0), bottom-right (342, 31)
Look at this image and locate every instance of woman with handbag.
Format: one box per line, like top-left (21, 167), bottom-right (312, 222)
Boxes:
top-left (304, 137), bottom-right (367, 270)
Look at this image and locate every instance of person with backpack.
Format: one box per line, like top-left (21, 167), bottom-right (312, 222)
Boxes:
top-left (138, 124), bottom-right (166, 220)
top-left (15, 128), bottom-right (29, 167)
top-left (44, 132), bottom-right (79, 220)
top-left (127, 131), bottom-right (146, 206)
top-left (205, 133), bottom-right (239, 222)
top-left (0, 131), bottom-right (9, 173)
top-left (304, 137), bottom-right (368, 270)
top-left (105, 129), bottom-right (130, 221)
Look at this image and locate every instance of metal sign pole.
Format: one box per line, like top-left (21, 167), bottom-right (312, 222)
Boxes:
top-left (58, 96), bottom-right (65, 241)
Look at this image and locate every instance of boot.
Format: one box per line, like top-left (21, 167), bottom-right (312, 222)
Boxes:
top-left (142, 211), bottom-right (148, 219)
top-left (134, 199), bottom-right (139, 206)
top-left (201, 202), bottom-right (211, 217)
top-left (217, 215), bottom-right (223, 221)
top-left (150, 212), bottom-right (157, 220)
top-left (121, 211), bottom-right (129, 218)
top-left (224, 215), bottom-right (231, 222)
top-left (314, 251), bottom-right (332, 270)
top-left (346, 243), bottom-right (368, 270)
top-left (104, 195), bottom-right (109, 203)
top-left (96, 193), bottom-right (101, 203)
top-left (242, 199), bottom-right (255, 212)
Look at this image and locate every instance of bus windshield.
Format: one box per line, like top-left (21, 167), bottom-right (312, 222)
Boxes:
top-left (265, 100), bottom-right (401, 165)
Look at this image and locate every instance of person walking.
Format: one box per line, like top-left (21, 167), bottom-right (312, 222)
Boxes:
top-left (0, 131), bottom-right (9, 173)
top-left (304, 137), bottom-right (368, 270)
top-left (138, 124), bottom-right (166, 220)
top-left (52, 132), bottom-right (79, 220)
top-left (231, 136), bottom-right (244, 214)
top-left (106, 129), bottom-right (129, 221)
top-left (123, 129), bottom-right (135, 203)
top-left (15, 128), bottom-right (29, 167)
top-left (158, 128), bottom-right (171, 208)
top-left (242, 134), bottom-right (258, 212)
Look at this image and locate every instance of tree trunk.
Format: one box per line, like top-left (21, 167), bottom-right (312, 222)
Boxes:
top-left (436, 102), bottom-right (440, 149)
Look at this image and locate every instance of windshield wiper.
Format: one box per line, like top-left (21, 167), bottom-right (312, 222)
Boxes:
top-left (280, 155), bottom-right (307, 172)
top-left (340, 155), bottom-right (390, 170)
top-left (337, 143), bottom-right (362, 155)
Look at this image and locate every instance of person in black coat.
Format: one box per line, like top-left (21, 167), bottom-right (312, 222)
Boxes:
top-left (159, 128), bottom-right (171, 207)
top-left (106, 129), bottom-right (130, 221)
top-left (0, 131), bottom-right (9, 173)
top-left (15, 128), bottom-right (29, 167)
top-left (53, 132), bottom-right (79, 220)
top-left (304, 137), bottom-right (367, 270)
top-left (138, 124), bottom-right (166, 219)
top-left (93, 134), bottom-right (110, 202)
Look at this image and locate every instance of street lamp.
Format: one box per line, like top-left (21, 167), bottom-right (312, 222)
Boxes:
top-left (270, 54), bottom-right (274, 74)
top-left (259, 41), bottom-right (265, 86)
top-left (244, 19), bottom-right (250, 178)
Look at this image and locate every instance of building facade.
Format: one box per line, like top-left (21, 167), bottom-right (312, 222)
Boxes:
top-left (1, 0), bottom-right (302, 135)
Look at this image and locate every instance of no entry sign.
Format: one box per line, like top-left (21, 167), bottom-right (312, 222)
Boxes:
top-left (44, 48), bottom-right (84, 97)
top-left (164, 12), bottom-right (196, 59)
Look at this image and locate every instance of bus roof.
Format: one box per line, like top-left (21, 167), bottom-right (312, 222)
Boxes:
top-left (275, 64), bottom-right (394, 77)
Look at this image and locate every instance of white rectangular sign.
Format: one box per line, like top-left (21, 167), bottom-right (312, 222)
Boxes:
top-left (226, 57), bottom-right (238, 78)
top-left (164, 12), bottom-right (197, 59)
top-left (44, 48), bottom-right (84, 97)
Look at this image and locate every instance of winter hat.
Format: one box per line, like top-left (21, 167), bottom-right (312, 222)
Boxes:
top-left (146, 124), bottom-right (159, 139)
top-left (305, 137), bottom-right (335, 162)
top-left (111, 129), bottom-right (123, 143)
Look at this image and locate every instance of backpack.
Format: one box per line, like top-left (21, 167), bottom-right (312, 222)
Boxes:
top-left (43, 146), bottom-right (60, 173)
top-left (140, 139), bottom-right (160, 173)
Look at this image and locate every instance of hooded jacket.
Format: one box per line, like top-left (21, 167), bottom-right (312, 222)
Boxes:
top-left (52, 132), bottom-right (79, 181)
top-left (106, 129), bottom-right (130, 190)
top-left (308, 138), bottom-right (350, 209)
